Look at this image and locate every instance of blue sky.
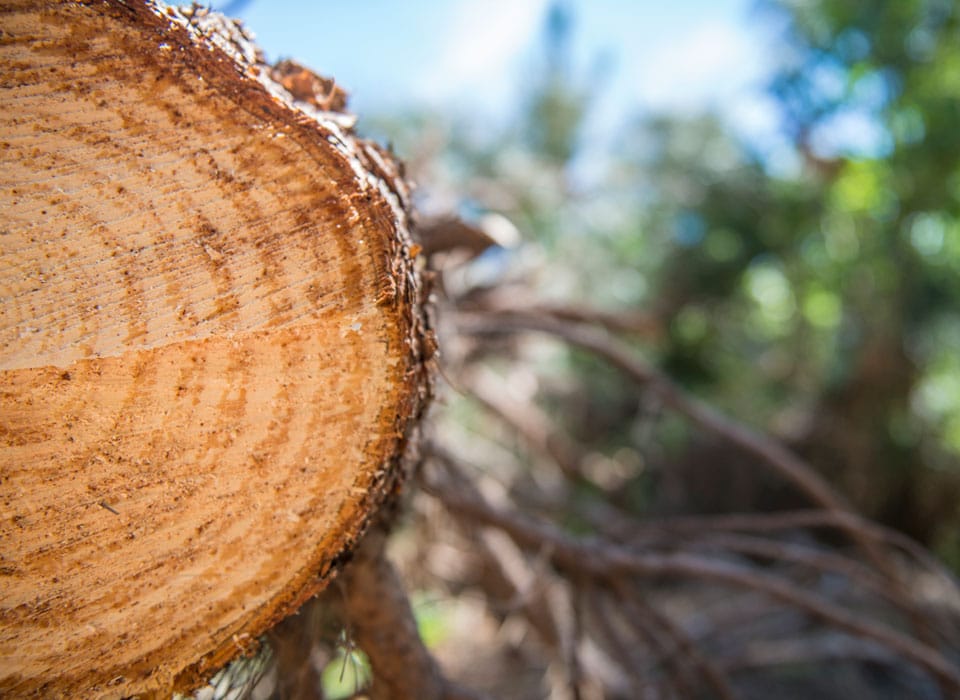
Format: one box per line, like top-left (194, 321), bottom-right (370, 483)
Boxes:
top-left (210, 0), bottom-right (781, 132)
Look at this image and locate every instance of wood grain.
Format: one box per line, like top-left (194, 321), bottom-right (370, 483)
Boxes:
top-left (0, 2), bottom-right (428, 697)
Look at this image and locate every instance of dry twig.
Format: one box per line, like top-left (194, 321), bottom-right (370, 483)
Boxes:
top-left (422, 451), bottom-right (960, 693)
top-left (453, 309), bottom-right (949, 654)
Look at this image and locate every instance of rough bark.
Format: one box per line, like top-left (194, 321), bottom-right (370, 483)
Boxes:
top-left (0, 2), bottom-right (429, 697)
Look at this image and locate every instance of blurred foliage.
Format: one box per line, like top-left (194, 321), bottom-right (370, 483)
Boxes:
top-left (371, 0), bottom-right (960, 567)
top-left (320, 648), bottom-right (371, 700)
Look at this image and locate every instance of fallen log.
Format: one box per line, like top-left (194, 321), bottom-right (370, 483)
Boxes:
top-left (0, 2), bottom-right (429, 697)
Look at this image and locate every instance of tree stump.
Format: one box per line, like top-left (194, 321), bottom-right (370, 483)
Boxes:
top-left (0, 2), bottom-right (429, 697)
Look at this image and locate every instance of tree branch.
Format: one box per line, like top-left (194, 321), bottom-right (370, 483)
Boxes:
top-left (337, 527), bottom-right (489, 700)
top-left (453, 309), bottom-right (948, 652)
top-left (422, 454), bottom-right (960, 692)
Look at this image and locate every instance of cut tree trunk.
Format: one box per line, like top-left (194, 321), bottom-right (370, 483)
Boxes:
top-left (0, 2), bottom-right (430, 697)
